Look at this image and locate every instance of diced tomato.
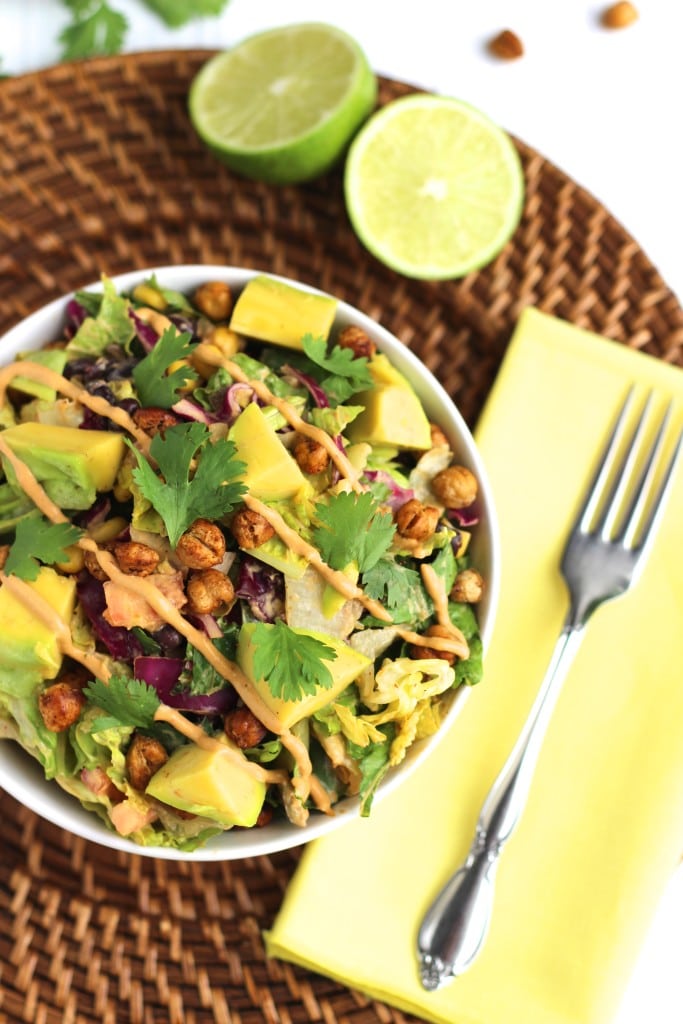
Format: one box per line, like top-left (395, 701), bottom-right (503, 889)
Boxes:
top-left (103, 571), bottom-right (186, 631)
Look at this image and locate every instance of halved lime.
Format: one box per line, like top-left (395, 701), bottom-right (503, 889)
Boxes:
top-left (344, 94), bottom-right (525, 280)
top-left (188, 23), bottom-right (377, 185)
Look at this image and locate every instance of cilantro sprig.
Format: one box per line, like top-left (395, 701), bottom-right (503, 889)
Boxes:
top-left (126, 422), bottom-right (245, 547)
top-left (312, 491), bottom-right (396, 573)
top-left (57, 1), bottom-right (230, 61)
top-left (301, 333), bottom-right (373, 405)
top-left (132, 327), bottom-right (199, 409)
top-left (251, 621), bottom-right (337, 702)
top-left (4, 515), bottom-right (83, 581)
top-left (84, 675), bottom-right (161, 732)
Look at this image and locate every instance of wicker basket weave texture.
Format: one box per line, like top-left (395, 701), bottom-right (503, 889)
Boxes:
top-left (0, 49), bottom-right (682, 1024)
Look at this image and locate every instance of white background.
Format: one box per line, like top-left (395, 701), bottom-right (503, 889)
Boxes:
top-left (1, 2), bottom-right (682, 1021)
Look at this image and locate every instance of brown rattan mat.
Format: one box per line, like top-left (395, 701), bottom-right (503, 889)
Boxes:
top-left (1, 49), bottom-right (682, 1024)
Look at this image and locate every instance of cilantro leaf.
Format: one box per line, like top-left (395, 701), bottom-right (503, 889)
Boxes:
top-left (250, 621), bottom-right (337, 702)
top-left (140, 0), bottom-right (230, 27)
top-left (132, 327), bottom-right (199, 408)
top-left (347, 724), bottom-right (395, 817)
top-left (312, 491), bottom-right (395, 573)
top-left (84, 675), bottom-right (161, 732)
top-left (126, 422), bottom-right (246, 547)
top-left (301, 333), bottom-right (373, 405)
top-left (59, 1), bottom-right (128, 61)
top-left (4, 515), bottom-right (83, 581)
top-left (362, 557), bottom-right (431, 621)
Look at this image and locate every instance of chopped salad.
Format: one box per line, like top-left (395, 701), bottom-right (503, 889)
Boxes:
top-left (0, 272), bottom-right (485, 850)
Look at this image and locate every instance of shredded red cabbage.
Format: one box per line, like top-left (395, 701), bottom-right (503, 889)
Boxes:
top-left (281, 364), bottom-right (329, 407)
top-left (134, 656), bottom-right (235, 714)
top-left (220, 382), bottom-right (257, 424)
top-left (447, 503), bottom-right (480, 527)
top-left (236, 556), bottom-right (285, 623)
top-left (129, 310), bottom-right (158, 353)
top-left (171, 398), bottom-right (216, 424)
top-left (64, 298), bottom-right (89, 339)
top-left (363, 469), bottom-right (415, 511)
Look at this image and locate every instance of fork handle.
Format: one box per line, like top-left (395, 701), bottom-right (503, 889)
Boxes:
top-left (417, 623), bottom-right (584, 991)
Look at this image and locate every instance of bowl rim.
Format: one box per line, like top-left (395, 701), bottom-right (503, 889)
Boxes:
top-left (0, 264), bottom-right (500, 860)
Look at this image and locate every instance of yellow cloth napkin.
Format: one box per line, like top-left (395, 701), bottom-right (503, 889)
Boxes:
top-left (265, 308), bottom-right (683, 1024)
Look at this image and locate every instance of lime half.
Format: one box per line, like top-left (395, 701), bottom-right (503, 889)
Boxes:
top-left (344, 94), bottom-right (525, 280)
top-left (188, 23), bottom-right (377, 185)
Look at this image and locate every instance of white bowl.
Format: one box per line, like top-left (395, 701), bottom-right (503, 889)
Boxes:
top-left (0, 265), bottom-right (500, 860)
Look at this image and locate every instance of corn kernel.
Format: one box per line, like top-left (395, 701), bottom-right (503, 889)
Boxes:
top-left (89, 517), bottom-right (128, 544)
top-left (54, 545), bottom-right (85, 574)
top-left (132, 283), bottom-right (167, 311)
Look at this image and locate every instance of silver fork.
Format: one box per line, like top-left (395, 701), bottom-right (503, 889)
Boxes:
top-left (417, 386), bottom-right (682, 992)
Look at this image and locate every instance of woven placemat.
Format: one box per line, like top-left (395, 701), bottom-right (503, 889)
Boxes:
top-left (1, 49), bottom-right (682, 1024)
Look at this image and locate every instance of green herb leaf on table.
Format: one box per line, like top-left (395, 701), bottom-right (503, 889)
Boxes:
top-left (301, 333), bottom-right (373, 405)
top-left (84, 675), bottom-right (161, 732)
top-left (59, 2), bottom-right (128, 62)
top-left (312, 491), bottom-right (395, 573)
top-left (126, 422), bottom-right (245, 547)
top-left (4, 515), bottom-right (83, 581)
top-left (132, 327), bottom-right (199, 408)
top-left (141, 0), bottom-right (231, 28)
top-left (250, 621), bottom-right (337, 702)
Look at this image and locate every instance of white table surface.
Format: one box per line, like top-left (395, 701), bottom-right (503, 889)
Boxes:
top-left (2, 2), bottom-right (682, 1021)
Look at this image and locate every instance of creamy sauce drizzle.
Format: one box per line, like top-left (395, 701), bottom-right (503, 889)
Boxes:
top-left (195, 344), bottom-right (363, 491)
top-left (417, 563), bottom-right (470, 658)
top-left (243, 494), bottom-right (393, 624)
top-left (0, 361), bottom-right (151, 455)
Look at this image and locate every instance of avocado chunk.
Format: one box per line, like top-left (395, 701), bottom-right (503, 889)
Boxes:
top-left (145, 738), bottom-right (266, 828)
top-left (229, 402), bottom-right (305, 501)
top-left (0, 422), bottom-right (126, 509)
top-left (0, 567), bottom-right (77, 696)
top-left (11, 349), bottom-right (69, 402)
top-left (346, 353), bottom-right (432, 451)
top-left (230, 275), bottom-right (337, 351)
top-left (237, 622), bottom-right (371, 728)
top-left (248, 534), bottom-right (309, 579)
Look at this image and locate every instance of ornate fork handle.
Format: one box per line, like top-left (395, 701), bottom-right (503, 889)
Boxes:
top-left (417, 623), bottom-right (584, 990)
top-left (416, 388), bottom-right (682, 992)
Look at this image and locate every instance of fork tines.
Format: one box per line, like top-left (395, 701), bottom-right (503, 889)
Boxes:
top-left (578, 387), bottom-right (682, 551)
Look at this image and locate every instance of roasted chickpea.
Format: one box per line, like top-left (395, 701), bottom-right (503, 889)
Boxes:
top-left (409, 624), bottom-right (457, 666)
top-left (230, 507), bottom-right (275, 549)
top-left (431, 465), bottom-right (478, 509)
top-left (224, 707), bottom-right (268, 749)
top-left (294, 436), bottom-right (330, 475)
top-left (38, 681), bottom-right (86, 732)
top-left (337, 324), bottom-right (377, 359)
top-left (193, 281), bottom-right (234, 321)
top-left (186, 568), bottom-right (235, 615)
top-left (113, 541), bottom-right (160, 577)
top-left (450, 568), bottom-right (485, 604)
top-left (125, 733), bottom-right (168, 791)
top-left (176, 518), bottom-right (226, 569)
top-left (395, 498), bottom-right (440, 541)
top-left (133, 406), bottom-right (181, 437)
top-left (429, 423), bottom-right (450, 449)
